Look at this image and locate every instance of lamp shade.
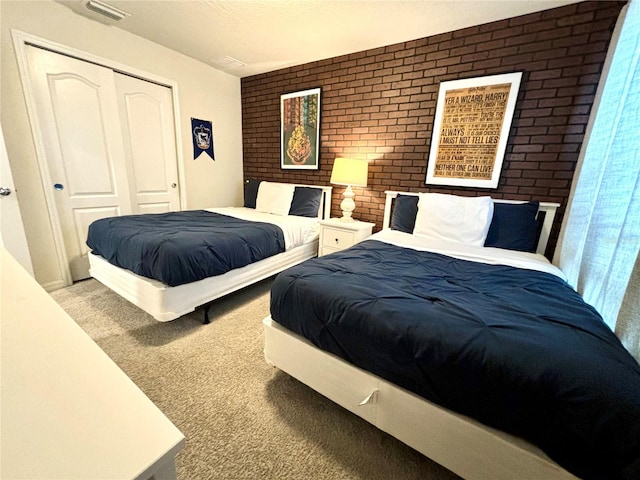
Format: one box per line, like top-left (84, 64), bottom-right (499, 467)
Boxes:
top-left (330, 158), bottom-right (368, 187)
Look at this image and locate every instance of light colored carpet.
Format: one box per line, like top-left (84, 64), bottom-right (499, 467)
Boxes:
top-left (51, 278), bottom-right (462, 480)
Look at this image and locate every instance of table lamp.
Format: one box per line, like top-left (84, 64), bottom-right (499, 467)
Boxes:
top-left (330, 157), bottom-right (368, 222)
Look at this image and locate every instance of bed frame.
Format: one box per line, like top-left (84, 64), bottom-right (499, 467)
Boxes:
top-left (88, 183), bottom-right (332, 323)
top-left (263, 192), bottom-right (575, 480)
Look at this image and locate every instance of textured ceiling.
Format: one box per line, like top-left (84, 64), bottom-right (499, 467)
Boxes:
top-left (55, 0), bottom-right (583, 77)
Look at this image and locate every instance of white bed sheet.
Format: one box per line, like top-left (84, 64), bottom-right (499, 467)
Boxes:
top-left (206, 207), bottom-right (320, 250)
top-left (370, 229), bottom-right (567, 281)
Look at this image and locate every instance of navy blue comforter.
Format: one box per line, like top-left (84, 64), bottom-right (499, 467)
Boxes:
top-left (87, 210), bottom-right (285, 286)
top-left (270, 239), bottom-right (640, 480)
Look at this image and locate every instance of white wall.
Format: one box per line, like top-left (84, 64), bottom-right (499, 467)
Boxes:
top-left (1, 0), bottom-right (244, 289)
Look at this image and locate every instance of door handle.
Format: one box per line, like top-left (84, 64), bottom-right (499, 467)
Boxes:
top-left (171, 183), bottom-right (177, 188)
top-left (0, 187), bottom-right (11, 196)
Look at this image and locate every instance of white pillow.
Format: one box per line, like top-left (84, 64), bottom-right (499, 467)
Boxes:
top-left (413, 193), bottom-right (494, 246)
top-left (255, 182), bottom-right (296, 216)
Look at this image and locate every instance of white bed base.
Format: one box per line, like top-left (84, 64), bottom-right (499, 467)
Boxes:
top-left (382, 191), bottom-right (560, 255)
top-left (264, 191), bottom-right (573, 479)
top-left (89, 241), bottom-right (317, 322)
top-left (263, 316), bottom-right (577, 480)
top-left (88, 183), bottom-right (332, 322)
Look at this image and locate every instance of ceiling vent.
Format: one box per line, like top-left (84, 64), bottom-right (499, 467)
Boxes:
top-left (85, 0), bottom-right (130, 21)
top-left (211, 56), bottom-right (247, 70)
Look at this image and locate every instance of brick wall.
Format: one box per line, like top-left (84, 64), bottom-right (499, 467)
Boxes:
top-left (241, 1), bottom-right (625, 257)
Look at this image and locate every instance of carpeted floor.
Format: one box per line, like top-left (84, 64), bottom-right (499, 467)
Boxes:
top-left (51, 278), bottom-right (462, 480)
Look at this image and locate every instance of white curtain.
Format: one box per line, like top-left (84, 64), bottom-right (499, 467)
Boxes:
top-left (617, 252), bottom-right (640, 362)
top-left (554, 0), bottom-right (640, 345)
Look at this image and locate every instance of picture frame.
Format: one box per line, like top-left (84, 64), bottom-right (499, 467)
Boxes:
top-left (426, 72), bottom-right (522, 188)
top-left (281, 88), bottom-right (321, 170)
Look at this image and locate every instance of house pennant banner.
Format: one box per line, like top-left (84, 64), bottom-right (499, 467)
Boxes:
top-left (191, 118), bottom-right (215, 160)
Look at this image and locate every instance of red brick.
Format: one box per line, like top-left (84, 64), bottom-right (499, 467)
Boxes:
top-left (241, 1), bottom-right (622, 256)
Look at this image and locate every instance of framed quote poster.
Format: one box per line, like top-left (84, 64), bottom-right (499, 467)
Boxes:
top-left (281, 88), bottom-right (321, 170)
top-left (426, 72), bottom-right (522, 188)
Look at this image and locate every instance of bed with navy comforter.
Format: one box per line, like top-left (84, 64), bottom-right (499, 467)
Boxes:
top-left (86, 182), bottom-right (331, 322)
top-left (87, 210), bottom-right (285, 287)
top-left (270, 231), bottom-right (640, 480)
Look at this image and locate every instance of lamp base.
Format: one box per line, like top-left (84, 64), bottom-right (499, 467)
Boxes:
top-left (339, 186), bottom-right (356, 222)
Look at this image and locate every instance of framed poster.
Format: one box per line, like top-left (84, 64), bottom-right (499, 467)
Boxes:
top-left (281, 88), bottom-right (321, 169)
top-left (426, 72), bottom-right (522, 188)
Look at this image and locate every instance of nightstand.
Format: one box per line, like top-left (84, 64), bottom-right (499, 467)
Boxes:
top-left (318, 218), bottom-right (375, 256)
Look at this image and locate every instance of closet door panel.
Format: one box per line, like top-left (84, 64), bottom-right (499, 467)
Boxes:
top-left (50, 77), bottom-right (116, 195)
top-left (114, 73), bottom-right (180, 213)
top-left (25, 46), bottom-right (133, 281)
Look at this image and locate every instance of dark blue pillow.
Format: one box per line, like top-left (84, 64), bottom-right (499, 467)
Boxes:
top-left (289, 187), bottom-right (322, 218)
top-left (390, 194), bottom-right (419, 233)
top-left (244, 178), bottom-right (261, 208)
top-left (484, 201), bottom-right (540, 252)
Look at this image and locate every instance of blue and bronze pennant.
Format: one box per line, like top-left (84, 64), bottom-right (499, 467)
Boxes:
top-left (191, 118), bottom-right (215, 160)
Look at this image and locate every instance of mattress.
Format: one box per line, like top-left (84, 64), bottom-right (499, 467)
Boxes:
top-left (89, 239), bottom-right (318, 321)
top-left (87, 207), bottom-right (319, 286)
top-left (270, 230), bottom-right (640, 480)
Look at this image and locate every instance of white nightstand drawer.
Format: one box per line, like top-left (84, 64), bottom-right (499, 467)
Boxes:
top-left (322, 228), bottom-right (356, 249)
top-left (318, 219), bottom-right (375, 256)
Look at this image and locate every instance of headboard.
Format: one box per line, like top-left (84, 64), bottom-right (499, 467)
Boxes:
top-left (382, 191), bottom-right (560, 255)
top-left (264, 182), bottom-right (333, 220)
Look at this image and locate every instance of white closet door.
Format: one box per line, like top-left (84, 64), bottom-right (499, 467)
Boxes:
top-left (0, 124), bottom-right (33, 275)
top-left (114, 73), bottom-right (180, 214)
top-left (26, 46), bottom-right (133, 281)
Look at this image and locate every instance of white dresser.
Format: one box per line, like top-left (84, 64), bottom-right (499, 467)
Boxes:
top-left (0, 248), bottom-right (185, 480)
top-left (318, 218), bottom-right (375, 256)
